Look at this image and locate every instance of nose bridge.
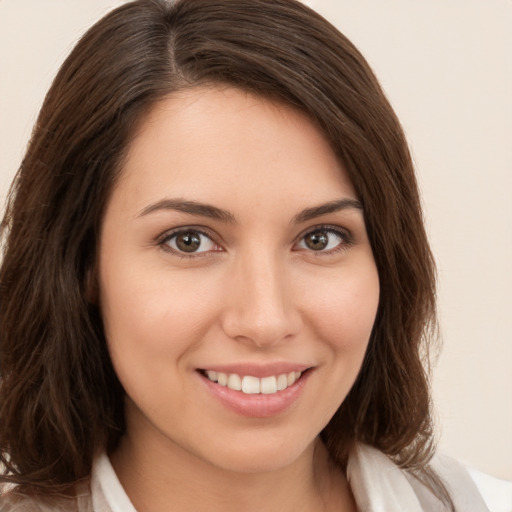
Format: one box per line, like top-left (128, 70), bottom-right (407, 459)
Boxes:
top-left (222, 246), bottom-right (299, 346)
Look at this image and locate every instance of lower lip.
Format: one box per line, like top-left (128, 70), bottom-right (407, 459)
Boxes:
top-left (199, 370), bottom-right (312, 418)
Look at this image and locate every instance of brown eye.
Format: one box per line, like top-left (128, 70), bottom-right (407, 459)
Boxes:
top-left (304, 232), bottom-right (329, 251)
top-left (297, 228), bottom-right (348, 253)
top-left (175, 232), bottom-right (201, 252)
top-left (164, 230), bottom-right (217, 254)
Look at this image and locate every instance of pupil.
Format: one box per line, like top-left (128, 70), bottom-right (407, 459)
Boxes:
top-left (305, 232), bottom-right (328, 250)
top-left (176, 232), bottom-right (201, 252)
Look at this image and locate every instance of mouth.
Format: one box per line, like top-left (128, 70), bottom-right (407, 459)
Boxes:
top-left (197, 365), bottom-right (313, 417)
top-left (198, 369), bottom-right (308, 395)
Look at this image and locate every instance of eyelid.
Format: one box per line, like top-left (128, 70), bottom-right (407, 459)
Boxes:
top-left (155, 223), bottom-right (353, 258)
top-left (293, 224), bottom-right (354, 254)
top-left (157, 225), bottom-right (224, 257)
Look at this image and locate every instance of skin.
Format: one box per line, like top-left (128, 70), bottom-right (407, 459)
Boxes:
top-left (99, 86), bottom-right (379, 511)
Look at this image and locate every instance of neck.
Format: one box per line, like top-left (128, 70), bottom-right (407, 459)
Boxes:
top-left (110, 429), bottom-right (354, 512)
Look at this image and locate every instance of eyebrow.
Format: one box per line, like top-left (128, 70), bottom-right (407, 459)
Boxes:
top-left (137, 197), bottom-right (363, 223)
top-left (292, 198), bottom-right (363, 223)
top-left (138, 199), bottom-right (236, 222)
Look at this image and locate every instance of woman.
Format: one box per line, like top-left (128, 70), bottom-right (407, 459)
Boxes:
top-left (0, 0), bottom-right (494, 510)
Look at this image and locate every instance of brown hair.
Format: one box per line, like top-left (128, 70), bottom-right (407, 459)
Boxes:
top-left (0, 0), bottom-right (445, 503)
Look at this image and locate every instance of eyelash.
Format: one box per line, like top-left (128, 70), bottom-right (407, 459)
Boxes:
top-left (158, 227), bottom-right (221, 259)
top-left (157, 225), bottom-right (353, 259)
top-left (294, 225), bottom-right (354, 256)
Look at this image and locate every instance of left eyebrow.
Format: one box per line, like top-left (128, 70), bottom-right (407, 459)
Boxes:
top-left (292, 198), bottom-right (363, 224)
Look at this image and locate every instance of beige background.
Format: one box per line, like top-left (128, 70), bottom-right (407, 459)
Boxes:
top-left (1, 0), bottom-right (511, 481)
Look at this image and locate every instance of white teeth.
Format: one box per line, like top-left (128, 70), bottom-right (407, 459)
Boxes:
top-left (242, 375), bottom-right (260, 394)
top-left (261, 376), bottom-right (277, 394)
top-left (204, 370), bottom-right (303, 394)
top-left (217, 372), bottom-right (228, 386)
top-left (227, 373), bottom-right (242, 391)
top-left (277, 374), bottom-right (288, 391)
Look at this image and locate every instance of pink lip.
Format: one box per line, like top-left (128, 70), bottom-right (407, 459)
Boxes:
top-left (198, 368), bottom-right (313, 418)
top-left (197, 362), bottom-right (311, 378)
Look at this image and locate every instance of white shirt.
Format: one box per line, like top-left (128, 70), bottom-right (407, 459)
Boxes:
top-left (2, 445), bottom-right (510, 511)
top-left (89, 444), bottom-right (512, 512)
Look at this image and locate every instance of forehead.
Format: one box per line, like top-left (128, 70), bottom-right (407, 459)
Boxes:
top-left (113, 86), bottom-right (356, 217)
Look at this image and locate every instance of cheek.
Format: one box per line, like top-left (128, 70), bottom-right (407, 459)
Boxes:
top-left (302, 266), bottom-right (380, 354)
top-left (291, 264), bottom-right (379, 431)
top-left (100, 265), bottom-right (223, 364)
top-left (99, 268), bottom-right (225, 424)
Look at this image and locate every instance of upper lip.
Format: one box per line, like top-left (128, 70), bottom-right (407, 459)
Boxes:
top-left (197, 362), bottom-right (312, 378)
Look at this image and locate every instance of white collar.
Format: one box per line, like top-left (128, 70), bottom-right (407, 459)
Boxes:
top-left (91, 453), bottom-right (137, 512)
top-left (347, 444), bottom-right (491, 512)
top-left (91, 444), bottom-right (491, 512)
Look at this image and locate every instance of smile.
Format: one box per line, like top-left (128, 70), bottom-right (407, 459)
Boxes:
top-left (203, 370), bottom-right (303, 395)
top-left (198, 366), bottom-right (313, 417)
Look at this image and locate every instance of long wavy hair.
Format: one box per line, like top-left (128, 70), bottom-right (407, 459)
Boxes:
top-left (0, 0), bottom-right (446, 504)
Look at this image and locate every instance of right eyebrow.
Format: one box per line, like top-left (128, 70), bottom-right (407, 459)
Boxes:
top-left (137, 198), bottom-right (236, 223)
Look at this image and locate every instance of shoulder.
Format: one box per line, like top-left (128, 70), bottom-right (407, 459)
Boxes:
top-left (347, 444), bottom-right (509, 512)
top-left (0, 481), bottom-right (92, 512)
top-left (429, 452), bottom-right (512, 512)
top-left (467, 467), bottom-right (512, 512)
top-left (0, 492), bottom-right (72, 512)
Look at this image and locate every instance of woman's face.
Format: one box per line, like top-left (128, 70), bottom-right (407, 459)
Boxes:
top-left (98, 86), bottom-right (379, 473)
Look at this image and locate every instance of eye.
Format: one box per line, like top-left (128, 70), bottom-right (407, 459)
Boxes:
top-left (296, 227), bottom-right (349, 253)
top-left (162, 229), bottom-right (219, 254)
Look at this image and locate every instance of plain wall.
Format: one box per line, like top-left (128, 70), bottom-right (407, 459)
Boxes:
top-left (1, 0), bottom-right (511, 481)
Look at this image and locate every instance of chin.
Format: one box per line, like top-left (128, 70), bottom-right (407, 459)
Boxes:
top-left (192, 432), bottom-right (318, 475)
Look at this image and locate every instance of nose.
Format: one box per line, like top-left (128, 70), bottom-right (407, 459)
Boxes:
top-left (221, 250), bottom-right (302, 348)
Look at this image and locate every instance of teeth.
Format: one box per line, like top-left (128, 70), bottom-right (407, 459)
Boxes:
top-left (277, 374), bottom-right (288, 391)
top-left (261, 376), bottom-right (277, 394)
top-left (227, 373), bottom-right (242, 391)
top-left (217, 372), bottom-right (228, 386)
top-left (242, 376), bottom-right (260, 394)
top-left (206, 370), bottom-right (218, 382)
top-left (204, 370), bottom-right (303, 395)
